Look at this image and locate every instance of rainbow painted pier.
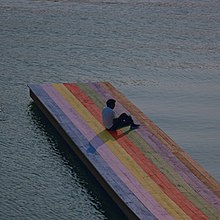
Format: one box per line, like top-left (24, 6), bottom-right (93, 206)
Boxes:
top-left (28, 82), bottom-right (220, 220)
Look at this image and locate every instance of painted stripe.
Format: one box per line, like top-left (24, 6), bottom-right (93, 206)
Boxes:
top-left (65, 83), bottom-right (213, 220)
top-left (52, 83), bottom-right (192, 220)
top-left (101, 82), bottom-right (220, 196)
top-left (30, 84), bottom-right (156, 220)
top-left (41, 84), bottom-right (170, 220)
top-left (86, 82), bottom-right (220, 215)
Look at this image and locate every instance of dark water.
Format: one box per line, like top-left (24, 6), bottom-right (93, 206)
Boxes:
top-left (0, 0), bottom-right (219, 219)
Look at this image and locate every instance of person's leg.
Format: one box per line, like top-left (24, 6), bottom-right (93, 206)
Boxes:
top-left (118, 113), bottom-right (140, 129)
top-left (109, 113), bottom-right (137, 131)
top-left (117, 113), bottom-right (133, 126)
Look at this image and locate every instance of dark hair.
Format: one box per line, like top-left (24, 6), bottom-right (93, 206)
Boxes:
top-left (106, 99), bottom-right (116, 107)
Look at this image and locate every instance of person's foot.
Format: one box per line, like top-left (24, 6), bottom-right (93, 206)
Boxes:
top-left (130, 123), bottom-right (140, 130)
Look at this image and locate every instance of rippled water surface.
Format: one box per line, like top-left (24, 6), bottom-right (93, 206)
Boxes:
top-left (0, 0), bottom-right (219, 219)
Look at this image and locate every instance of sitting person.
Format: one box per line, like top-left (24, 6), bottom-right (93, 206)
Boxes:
top-left (102, 99), bottom-right (140, 131)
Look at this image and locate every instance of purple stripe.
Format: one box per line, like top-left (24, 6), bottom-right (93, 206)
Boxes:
top-left (42, 84), bottom-right (173, 220)
top-left (30, 84), bottom-right (156, 220)
top-left (88, 82), bottom-right (220, 212)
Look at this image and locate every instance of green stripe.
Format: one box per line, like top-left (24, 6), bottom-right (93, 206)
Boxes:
top-left (78, 83), bottom-right (219, 219)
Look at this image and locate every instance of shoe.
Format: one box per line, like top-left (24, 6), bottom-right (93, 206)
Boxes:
top-left (130, 123), bottom-right (140, 130)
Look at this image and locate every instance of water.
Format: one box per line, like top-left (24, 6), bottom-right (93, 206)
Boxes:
top-left (0, 0), bottom-right (219, 219)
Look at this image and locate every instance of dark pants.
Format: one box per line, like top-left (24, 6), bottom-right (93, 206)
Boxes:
top-left (109, 113), bottom-right (134, 131)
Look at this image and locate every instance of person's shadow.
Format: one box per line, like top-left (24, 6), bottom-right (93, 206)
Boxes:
top-left (87, 128), bottom-right (131, 153)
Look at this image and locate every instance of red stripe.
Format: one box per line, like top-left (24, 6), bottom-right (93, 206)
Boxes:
top-left (64, 83), bottom-right (208, 220)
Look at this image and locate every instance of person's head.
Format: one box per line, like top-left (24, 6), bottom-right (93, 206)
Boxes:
top-left (106, 99), bottom-right (116, 109)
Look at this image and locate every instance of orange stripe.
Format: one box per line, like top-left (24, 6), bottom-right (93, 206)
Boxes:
top-left (64, 83), bottom-right (209, 220)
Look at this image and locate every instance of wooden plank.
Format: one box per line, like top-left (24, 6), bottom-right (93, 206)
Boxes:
top-left (52, 84), bottom-right (183, 219)
top-left (82, 82), bottom-right (220, 218)
top-left (42, 84), bottom-right (169, 219)
top-left (55, 84), bottom-right (193, 219)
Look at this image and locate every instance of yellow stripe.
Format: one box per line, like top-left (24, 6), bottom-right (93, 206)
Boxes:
top-left (52, 84), bottom-right (191, 219)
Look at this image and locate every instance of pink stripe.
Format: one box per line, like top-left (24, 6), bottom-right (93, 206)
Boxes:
top-left (42, 84), bottom-right (173, 220)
